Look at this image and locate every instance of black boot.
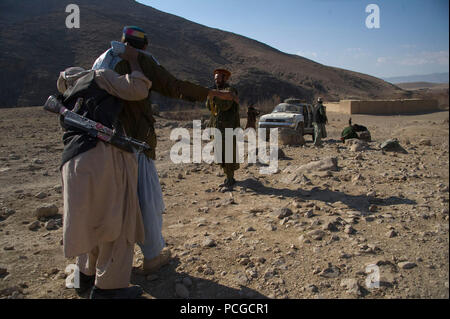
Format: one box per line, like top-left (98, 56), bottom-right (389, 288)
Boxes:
top-left (226, 177), bottom-right (236, 187)
top-left (90, 285), bottom-right (144, 299)
top-left (219, 178), bottom-right (228, 187)
top-left (75, 272), bottom-right (95, 296)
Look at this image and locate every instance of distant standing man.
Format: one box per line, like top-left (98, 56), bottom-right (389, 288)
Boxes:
top-left (206, 68), bottom-right (241, 189)
top-left (312, 97), bottom-right (328, 146)
top-left (245, 105), bottom-right (260, 130)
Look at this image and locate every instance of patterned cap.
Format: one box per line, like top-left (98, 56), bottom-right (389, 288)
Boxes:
top-left (123, 26), bottom-right (148, 44)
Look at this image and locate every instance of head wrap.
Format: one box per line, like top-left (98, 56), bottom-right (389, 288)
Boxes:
top-left (122, 26), bottom-right (148, 48)
top-left (57, 67), bottom-right (90, 94)
top-left (214, 68), bottom-right (231, 81)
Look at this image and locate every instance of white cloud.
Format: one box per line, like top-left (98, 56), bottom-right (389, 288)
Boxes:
top-left (400, 44), bottom-right (417, 49)
top-left (377, 57), bottom-right (389, 64)
top-left (399, 51), bottom-right (449, 66)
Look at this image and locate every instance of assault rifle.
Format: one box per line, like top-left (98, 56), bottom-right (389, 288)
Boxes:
top-left (44, 95), bottom-right (151, 153)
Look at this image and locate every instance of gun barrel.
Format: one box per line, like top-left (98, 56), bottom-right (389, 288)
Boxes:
top-left (43, 95), bottom-right (66, 115)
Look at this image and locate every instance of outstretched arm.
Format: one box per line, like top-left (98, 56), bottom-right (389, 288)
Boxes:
top-left (94, 45), bottom-right (152, 101)
top-left (136, 52), bottom-right (238, 104)
top-left (207, 89), bottom-right (239, 104)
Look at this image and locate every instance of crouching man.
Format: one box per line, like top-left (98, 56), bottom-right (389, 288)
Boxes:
top-left (56, 45), bottom-right (151, 299)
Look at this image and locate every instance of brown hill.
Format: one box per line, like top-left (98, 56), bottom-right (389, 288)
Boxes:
top-left (0, 0), bottom-right (406, 108)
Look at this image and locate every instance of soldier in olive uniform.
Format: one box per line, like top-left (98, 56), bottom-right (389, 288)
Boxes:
top-left (206, 69), bottom-right (241, 188)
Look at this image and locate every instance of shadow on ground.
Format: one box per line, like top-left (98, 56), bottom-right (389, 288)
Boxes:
top-left (237, 178), bottom-right (416, 213)
top-left (131, 257), bottom-right (268, 299)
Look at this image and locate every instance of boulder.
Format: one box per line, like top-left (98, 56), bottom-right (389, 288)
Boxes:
top-left (35, 204), bottom-right (59, 218)
top-left (279, 128), bottom-right (305, 146)
top-left (282, 157), bottom-right (338, 184)
top-left (380, 139), bottom-right (407, 153)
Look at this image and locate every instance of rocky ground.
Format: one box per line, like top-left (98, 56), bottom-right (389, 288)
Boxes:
top-left (0, 106), bottom-right (448, 299)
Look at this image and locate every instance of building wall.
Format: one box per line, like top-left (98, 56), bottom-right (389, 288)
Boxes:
top-left (325, 99), bottom-right (439, 114)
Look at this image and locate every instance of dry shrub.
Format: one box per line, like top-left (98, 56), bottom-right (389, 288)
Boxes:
top-left (162, 107), bottom-right (210, 121)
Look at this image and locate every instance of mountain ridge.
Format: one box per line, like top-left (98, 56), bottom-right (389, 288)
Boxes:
top-left (384, 72), bottom-right (449, 84)
top-left (0, 0), bottom-right (406, 108)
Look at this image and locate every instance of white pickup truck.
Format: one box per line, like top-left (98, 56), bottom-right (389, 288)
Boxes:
top-left (258, 99), bottom-right (315, 138)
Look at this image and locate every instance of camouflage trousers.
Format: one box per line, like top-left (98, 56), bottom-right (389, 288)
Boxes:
top-left (313, 122), bottom-right (327, 146)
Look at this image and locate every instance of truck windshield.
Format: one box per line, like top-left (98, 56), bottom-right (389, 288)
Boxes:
top-left (273, 104), bottom-right (301, 113)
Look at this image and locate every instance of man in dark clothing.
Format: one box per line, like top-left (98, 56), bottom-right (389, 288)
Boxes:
top-left (245, 105), bottom-right (260, 129)
top-left (312, 97), bottom-right (328, 146)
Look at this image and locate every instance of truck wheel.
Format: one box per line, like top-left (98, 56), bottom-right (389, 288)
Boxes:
top-left (296, 122), bottom-right (304, 136)
top-left (296, 123), bottom-right (305, 145)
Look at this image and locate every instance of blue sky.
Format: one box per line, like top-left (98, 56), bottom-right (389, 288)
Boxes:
top-left (137, 0), bottom-right (449, 78)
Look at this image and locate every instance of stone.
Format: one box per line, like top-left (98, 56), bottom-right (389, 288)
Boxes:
top-left (305, 284), bottom-right (319, 293)
top-left (419, 139), bottom-right (432, 146)
top-left (352, 174), bottom-right (365, 182)
top-left (340, 278), bottom-right (361, 295)
top-left (398, 262), bottom-right (417, 270)
top-left (386, 230), bottom-right (397, 238)
top-left (271, 207), bottom-right (293, 219)
top-left (307, 229), bottom-right (326, 240)
top-left (323, 221), bottom-right (339, 232)
top-left (348, 140), bottom-right (367, 152)
top-left (0, 266), bottom-right (7, 277)
top-left (319, 263), bottom-right (340, 278)
top-left (202, 238), bottom-right (216, 248)
top-left (198, 207), bottom-right (210, 214)
top-left (34, 192), bottom-right (47, 199)
top-left (380, 138), bottom-right (407, 154)
top-left (28, 221), bottom-right (40, 231)
top-left (9, 154), bottom-right (20, 160)
top-left (45, 220), bottom-right (58, 231)
top-left (35, 204), bottom-right (59, 218)
top-left (344, 225), bottom-right (356, 235)
top-left (304, 209), bottom-right (314, 218)
top-left (53, 185), bottom-right (62, 193)
top-left (175, 283), bottom-right (190, 299)
top-left (297, 157), bottom-right (339, 173)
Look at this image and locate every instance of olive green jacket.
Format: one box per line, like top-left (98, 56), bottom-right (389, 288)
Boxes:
top-left (206, 85), bottom-right (240, 131)
top-left (115, 52), bottom-right (210, 159)
top-left (206, 85), bottom-right (240, 169)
